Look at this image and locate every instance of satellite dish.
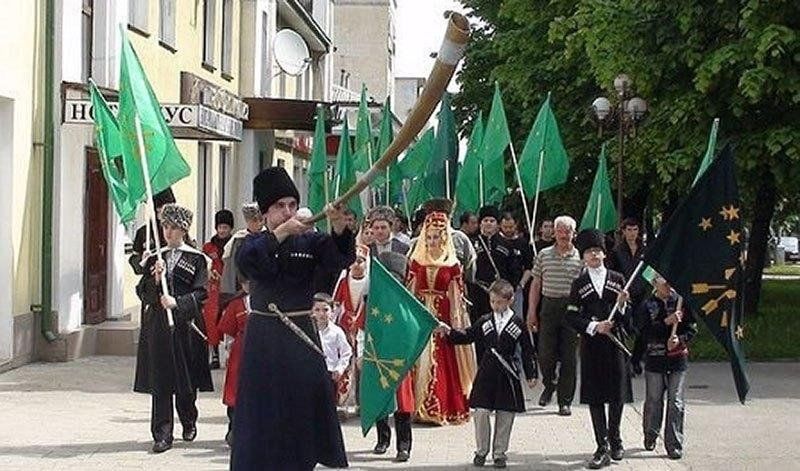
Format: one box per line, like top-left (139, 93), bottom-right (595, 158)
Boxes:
top-left (274, 29), bottom-right (311, 76)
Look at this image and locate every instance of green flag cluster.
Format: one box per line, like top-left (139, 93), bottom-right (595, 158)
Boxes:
top-left (454, 112), bottom-right (484, 217)
top-left (518, 92), bottom-right (569, 197)
top-left (353, 84), bottom-right (373, 173)
top-left (579, 144), bottom-right (617, 232)
top-left (641, 145), bottom-right (749, 403)
top-left (423, 92), bottom-right (459, 199)
top-left (334, 114), bottom-right (363, 218)
top-left (360, 258), bottom-right (439, 435)
top-left (308, 105), bottom-right (329, 229)
top-left (90, 28), bottom-right (190, 222)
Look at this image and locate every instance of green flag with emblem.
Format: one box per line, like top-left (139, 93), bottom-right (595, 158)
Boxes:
top-left (360, 258), bottom-right (439, 435)
top-left (579, 144), bottom-right (617, 232)
top-left (641, 144), bottom-right (749, 403)
top-left (116, 27), bottom-right (190, 203)
top-left (89, 81), bottom-right (138, 222)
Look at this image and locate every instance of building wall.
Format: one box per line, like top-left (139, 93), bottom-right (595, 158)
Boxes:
top-left (0, 1), bottom-right (44, 364)
top-left (333, 0), bottom-right (394, 102)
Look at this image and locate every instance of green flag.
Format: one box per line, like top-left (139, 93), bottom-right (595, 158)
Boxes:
top-left (579, 144), bottom-right (617, 232)
top-left (360, 258), bottom-right (439, 435)
top-left (308, 105), bottom-right (329, 229)
top-left (334, 114), bottom-right (363, 218)
top-left (398, 128), bottom-right (434, 180)
top-left (479, 83), bottom-right (509, 205)
top-left (373, 98), bottom-right (402, 203)
top-left (117, 28), bottom-right (190, 203)
top-left (641, 144), bottom-right (749, 403)
top-left (455, 112), bottom-right (484, 217)
top-left (89, 82), bottom-right (137, 222)
top-left (353, 84), bottom-right (373, 173)
top-left (692, 118), bottom-right (720, 186)
top-left (518, 92), bottom-right (569, 197)
top-left (423, 92), bottom-right (459, 198)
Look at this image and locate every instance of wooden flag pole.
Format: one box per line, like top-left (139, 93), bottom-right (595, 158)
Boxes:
top-left (134, 113), bottom-right (174, 328)
top-left (509, 141), bottom-right (534, 248)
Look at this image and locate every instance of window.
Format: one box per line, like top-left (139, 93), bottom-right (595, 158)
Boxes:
top-left (221, 0), bottom-right (233, 77)
top-left (203, 0), bottom-right (216, 68)
top-left (159, 0), bottom-right (176, 49)
top-left (128, 0), bottom-right (149, 33)
top-left (81, 0), bottom-right (93, 82)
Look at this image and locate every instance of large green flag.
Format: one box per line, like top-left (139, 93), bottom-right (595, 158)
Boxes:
top-left (334, 114), bottom-right (363, 218)
top-left (423, 92), bottom-right (459, 198)
top-left (692, 118), bottom-right (720, 186)
top-left (89, 82), bottom-right (137, 222)
top-left (579, 144), bottom-right (617, 232)
top-left (360, 258), bottom-right (439, 435)
top-left (405, 177), bottom-right (433, 213)
top-left (641, 144), bottom-right (749, 403)
top-left (518, 92), bottom-right (569, 197)
top-left (398, 128), bottom-right (434, 180)
top-left (479, 83), bottom-right (509, 205)
top-left (117, 27), bottom-right (190, 202)
top-left (308, 105), bottom-right (329, 229)
top-left (353, 84), bottom-right (373, 173)
top-left (455, 112), bottom-right (484, 217)
top-left (373, 98), bottom-right (402, 204)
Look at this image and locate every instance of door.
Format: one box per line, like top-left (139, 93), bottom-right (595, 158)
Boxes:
top-left (83, 147), bottom-right (108, 325)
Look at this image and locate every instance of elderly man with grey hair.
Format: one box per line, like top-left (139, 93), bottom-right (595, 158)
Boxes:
top-left (526, 215), bottom-right (584, 416)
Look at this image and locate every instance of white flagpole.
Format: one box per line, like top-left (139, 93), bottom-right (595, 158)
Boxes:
top-left (134, 114), bottom-right (175, 328)
top-left (595, 193), bottom-right (602, 228)
top-left (479, 163), bottom-right (485, 207)
top-left (528, 148), bottom-right (545, 256)
top-left (385, 166), bottom-right (390, 204)
top-left (401, 179), bottom-right (413, 230)
top-left (509, 142), bottom-right (534, 249)
top-left (445, 160), bottom-right (451, 200)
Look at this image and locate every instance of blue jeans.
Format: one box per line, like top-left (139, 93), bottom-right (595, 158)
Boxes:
top-left (644, 370), bottom-right (686, 452)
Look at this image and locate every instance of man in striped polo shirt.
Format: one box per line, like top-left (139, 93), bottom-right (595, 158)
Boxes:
top-left (526, 215), bottom-right (584, 416)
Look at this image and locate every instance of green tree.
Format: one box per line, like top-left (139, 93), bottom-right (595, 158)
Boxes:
top-left (456, 0), bottom-right (800, 314)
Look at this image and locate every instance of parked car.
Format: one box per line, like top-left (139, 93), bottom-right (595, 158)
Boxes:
top-left (778, 236), bottom-right (800, 262)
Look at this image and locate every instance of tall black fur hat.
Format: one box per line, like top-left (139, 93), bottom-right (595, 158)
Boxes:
top-left (478, 205), bottom-right (500, 222)
top-left (253, 167), bottom-right (300, 213)
top-left (575, 229), bottom-right (606, 257)
top-left (214, 209), bottom-right (234, 228)
top-left (422, 198), bottom-right (454, 215)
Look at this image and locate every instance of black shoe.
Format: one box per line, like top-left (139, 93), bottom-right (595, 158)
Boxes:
top-left (667, 449), bottom-right (683, 460)
top-left (558, 404), bottom-right (572, 416)
top-left (587, 448), bottom-right (610, 469)
top-left (182, 424), bottom-right (197, 442)
top-left (396, 450), bottom-right (410, 462)
top-left (644, 436), bottom-right (656, 451)
top-left (225, 430), bottom-right (233, 447)
top-left (609, 443), bottom-right (624, 461)
top-left (473, 454), bottom-right (486, 467)
top-left (152, 440), bottom-right (172, 453)
top-left (210, 359), bottom-right (221, 370)
top-left (538, 387), bottom-right (555, 407)
top-left (493, 457), bottom-right (507, 468)
top-left (373, 442), bottom-right (389, 455)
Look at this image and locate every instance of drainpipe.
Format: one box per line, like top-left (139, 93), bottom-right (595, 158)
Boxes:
top-left (41, 0), bottom-right (57, 342)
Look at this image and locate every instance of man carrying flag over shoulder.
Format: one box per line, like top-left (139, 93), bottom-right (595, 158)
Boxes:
top-left (640, 144), bottom-right (749, 404)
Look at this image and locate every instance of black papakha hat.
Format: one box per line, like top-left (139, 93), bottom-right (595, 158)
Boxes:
top-left (575, 229), bottom-right (606, 257)
top-left (478, 205), bottom-right (500, 222)
top-left (253, 167), bottom-right (300, 213)
top-left (215, 209), bottom-right (234, 228)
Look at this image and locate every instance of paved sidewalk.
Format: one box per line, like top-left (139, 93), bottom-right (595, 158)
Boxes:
top-left (0, 357), bottom-right (798, 470)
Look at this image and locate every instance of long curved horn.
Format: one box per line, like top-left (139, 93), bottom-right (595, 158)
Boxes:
top-left (309, 12), bottom-right (470, 223)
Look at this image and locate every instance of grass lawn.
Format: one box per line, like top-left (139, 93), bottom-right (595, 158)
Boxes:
top-left (690, 279), bottom-right (800, 361)
top-left (763, 264), bottom-right (800, 276)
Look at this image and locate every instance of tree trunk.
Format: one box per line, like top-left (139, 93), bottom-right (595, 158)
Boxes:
top-left (743, 165), bottom-right (777, 316)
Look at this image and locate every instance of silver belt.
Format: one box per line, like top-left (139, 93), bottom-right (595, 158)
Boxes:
top-left (250, 308), bottom-right (311, 318)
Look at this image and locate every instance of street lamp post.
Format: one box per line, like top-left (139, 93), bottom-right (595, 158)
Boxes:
top-left (591, 74), bottom-right (647, 221)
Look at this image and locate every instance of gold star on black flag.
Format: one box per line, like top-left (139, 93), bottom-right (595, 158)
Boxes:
top-left (642, 144), bottom-right (749, 403)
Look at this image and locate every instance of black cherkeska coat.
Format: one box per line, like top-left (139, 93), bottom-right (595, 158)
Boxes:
top-left (232, 228), bottom-right (354, 471)
top-left (448, 313), bottom-right (537, 413)
top-left (133, 245), bottom-right (214, 396)
top-left (565, 269), bottom-right (633, 405)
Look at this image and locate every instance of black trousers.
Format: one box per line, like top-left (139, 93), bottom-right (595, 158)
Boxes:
top-left (227, 406), bottom-right (235, 434)
top-left (151, 391), bottom-right (198, 442)
top-left (376, 412), bottom-right (412, 452)
top-left (589, 402), bottom-right (624, 449)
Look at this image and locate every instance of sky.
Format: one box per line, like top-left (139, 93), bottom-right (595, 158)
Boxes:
top-left (395, 0), bottom-right (470, 93)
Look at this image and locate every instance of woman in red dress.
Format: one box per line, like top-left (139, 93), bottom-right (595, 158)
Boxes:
top-left (407, 207), bottom-right (477, 425)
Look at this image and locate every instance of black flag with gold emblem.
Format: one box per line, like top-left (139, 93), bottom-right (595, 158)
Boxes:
top-left (642, 144), bottom-right (749, 403)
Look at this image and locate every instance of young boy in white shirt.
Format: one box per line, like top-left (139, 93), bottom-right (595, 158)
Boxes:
top-left (312, 293), bottom-right (353, 405)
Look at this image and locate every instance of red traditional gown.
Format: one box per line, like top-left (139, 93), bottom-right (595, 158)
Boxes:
top-left (332, 272), bottom-right (367, 406)
top-left (201, 240), bottom-right (224, 346)
top-left (406, 259), bottom-right (476, 425)
top-left (217, 295), bottom-right (248, 406)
